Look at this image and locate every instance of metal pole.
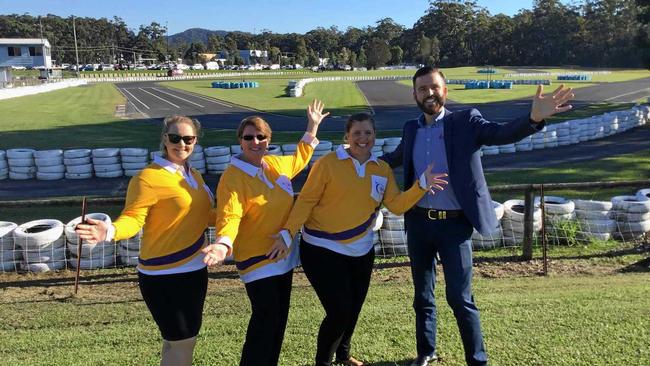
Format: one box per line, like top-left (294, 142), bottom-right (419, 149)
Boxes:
top-left (72, 16), bottom-right (80, 78)
top-left (522, 187), bottom-right (534, 260)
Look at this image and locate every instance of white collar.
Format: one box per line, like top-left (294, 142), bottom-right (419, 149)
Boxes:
top-left (335, 144), bottom-right (379, 164)
top-left (153, 155), bottom-right (198, 189)
top-left (230, 154), bottom-right (273, 188)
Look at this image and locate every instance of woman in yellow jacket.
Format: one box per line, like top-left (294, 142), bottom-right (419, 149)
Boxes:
top-left (277, 113), bottom-right (447, 366)
top-left (76, 116), bottom-right (217, 366)
top-left (202, 99), bottom-right (329, 366)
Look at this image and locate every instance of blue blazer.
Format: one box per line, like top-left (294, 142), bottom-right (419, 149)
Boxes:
top-left (381, 108), bottom-right (543, 236)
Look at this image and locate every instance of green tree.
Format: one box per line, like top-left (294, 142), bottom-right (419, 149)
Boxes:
top-left (357, 47), bottom-right (367, 68)
top-left (389, 45), bottom-right (403, 65)
top-left (365, 38), bottom-right (391, 69)
top-left (638, 0), bottom-right (650, 68)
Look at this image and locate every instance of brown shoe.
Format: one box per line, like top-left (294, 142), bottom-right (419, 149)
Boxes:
top-left (335, 356), bottom-right (364, 366)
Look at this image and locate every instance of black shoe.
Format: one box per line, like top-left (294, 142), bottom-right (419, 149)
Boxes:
top-left (410, 354), bottom-right (438, 366)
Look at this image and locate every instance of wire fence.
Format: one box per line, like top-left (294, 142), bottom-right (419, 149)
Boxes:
top-left (1, 180), bottom-right (649, 274)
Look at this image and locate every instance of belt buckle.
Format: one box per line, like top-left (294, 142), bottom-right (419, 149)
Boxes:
top-left (427, 209), bottom-right (446, 220)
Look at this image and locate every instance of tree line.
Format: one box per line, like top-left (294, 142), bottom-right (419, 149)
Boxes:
top-left (1, 0), bottom-right (648, 68)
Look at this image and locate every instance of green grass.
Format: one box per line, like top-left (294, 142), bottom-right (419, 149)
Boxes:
top-left (0, 269), bottom-right (647, 365)
top-left (160, 78), bottom-right (370, 117)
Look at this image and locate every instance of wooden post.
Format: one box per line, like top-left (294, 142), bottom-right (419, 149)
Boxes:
top-left (74, 197), bottom-right (87, 294)
top-left (522, 187), bottom-right (534, 260)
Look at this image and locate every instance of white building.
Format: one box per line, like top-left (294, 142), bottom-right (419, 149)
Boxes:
top-left (0, 38), bottom-right (52, 69)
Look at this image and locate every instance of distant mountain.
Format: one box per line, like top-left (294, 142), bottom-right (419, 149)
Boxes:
top-left (167, 28), bottom-right (229, 45)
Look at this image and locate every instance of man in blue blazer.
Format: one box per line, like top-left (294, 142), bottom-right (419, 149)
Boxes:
top-left (381, 66), bottom-right (574, 366)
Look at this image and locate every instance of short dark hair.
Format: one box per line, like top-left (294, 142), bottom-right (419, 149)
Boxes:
top-left (345, 112), bottom-right (376, 133)
top-left (412, 66), bottom-right (446, 87)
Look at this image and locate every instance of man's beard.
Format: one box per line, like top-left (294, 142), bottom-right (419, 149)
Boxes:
top-left (416, 94), bottom-right (445, 115)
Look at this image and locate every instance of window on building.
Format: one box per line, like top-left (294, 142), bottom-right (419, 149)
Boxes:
top-left (29, 46), bottom-right (43, 56)
top-left (8, 47), bottom-right (21, 56)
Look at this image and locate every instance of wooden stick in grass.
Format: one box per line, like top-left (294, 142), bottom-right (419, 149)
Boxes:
top-left (74, 197), bottom-right (87, 294)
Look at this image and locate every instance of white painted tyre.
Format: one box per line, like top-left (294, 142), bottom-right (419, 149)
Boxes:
top-left (33, 149), bottom-right (63, 159)
top-left (7, 148), bottom-right (35, 159)
top-left (23, 246), bottom-right (66, 263)
top-left (120, 255), bottom-right (140, 267)
top-left (120, 148), bottom-right (148, 156)
top-left (204, 146), bottom-right (230, 156)
top-left (35, 157), bottom-right (64, 167)
top-left (65, 172), bottom-right (93, 179)
top-left (66, 164), bottom-right (93, 174)
top-left (637, 189), bottom-right (650, 200)
top-left (150, 151), bottom-right (163, 160)
top-left (122, 162), bottom-right (147, 170)
top-left (37, 171), bottom-right (64, 180)
top-left (121, 155), bottom-right (148, 163)
top-left (65, 213), bottom-right (112, 243)
top-left (611, 196), bottom-right (650, 213)
top-left (582, 232), bottom-right (611, 241)
top-left (25, 261), bottom-right (66, 272)
top-left (68, 255), bottom-right (116, 269)
top-left (10, 166), bottom-right (37, 174)
top-left (67, 241), bottom-right (116, 258)
top-left (13, 220), bottom-right (64, 250)
top-left (38, 164), bottom-right (65, 173)
top-left (0, 222), bottom-right (17, 251)
top-left (63, 149), bottom-right (91, 159)
top-left (207, 163), bottom-right (229, 171)
top-left (92, 148), bottom-right (120, 158)
top-left (372, 210), bottom-right (384, 232)
top-left (493, 201), bottom-right (504, 220)
top-left (95, 170), bottom-right (123, 178)
top-left (0, 260), bottom-right (21, 272)
top-left (64, 156), bottom-right (91, 165)
top-left (535, 196), bottom-right (575, 215)
top-left (0, 160), bottom-right (7, 169)
top-left (93, 156), bottom-right (120, 165)
top-left (575, 209), bottom-right (611, 220)
top-left (9, 171), bottom-right (34, 180)
top-left (281, 144), bottom-right (297, 152)
top-left (611, 211), bottom-right (650, 222)
top-left (384, 137), bottom-right (401, 146)
top-left (315, 141), bottom-right (333, 151)
top-left (579, 219), bottom-right (616, 234)
top-left (503, 199), bottom-right (542, 222)
top-left (8, 158), bottom-right (34, 167)
top-left (573, 199), bottom-right (612, 211)
top-left (206, 155), bottom-right (231, 164)
top-left (230, 145), bottom-right (242, 154)
top-left (124, 169), bottom-right (142, 176)
top-left (615, 220), bottom-right (650, 234)
top-left (94, 163), bottom-right (122, 172)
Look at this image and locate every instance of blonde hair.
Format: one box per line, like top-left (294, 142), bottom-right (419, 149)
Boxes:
top-left (237, 116), bottom-right (272, 141)
top-left (160, 115), bottom-right (202, 158)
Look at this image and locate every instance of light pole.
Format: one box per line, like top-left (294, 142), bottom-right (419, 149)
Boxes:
top-left (72, 16), bottom-right (80, 77)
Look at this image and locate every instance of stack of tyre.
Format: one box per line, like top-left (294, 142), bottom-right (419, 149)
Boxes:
top-left (231, 145), bottom-right (242, 156)
top-left (118, 231), bottom-right (142, 267)
top-left (373, 138), bottom-right (385, 157)
top-left (267, 145), bottom-right (282, 156)
top-left (121, 148), bottom-right (149, 176)
top-left (501, 199), bottom-right (542, 246)
top-left (13, 219), bottom-right (66, 272)
top-left (92, 148), bottom-right (122, 178)
top-left (0, 222), bottom-right (20, 272)
top-left (378, 208), bottom-right (407, 256)
top-left (537, 196), bottom-right (576, 245)
top-left (205, 146), bottom-right (230, 175)
top-left (7, 148), bottom-right (36, 180)
top-left (310, 141), bottom-right (332, 166)
top-left (569, 120), bottom-right (582, 144)
top-left (556, 122), bottom-right (572, 146)
top-left (372, 210), bottom-right (384, 255)
top-left (280, 143), bottom-right (295, 156)
top-left (0, 150), bottom-right (7, 180)
top-left (573, 199), bottom-right (615, 241)
top-left (65, 213), bottom-right (115, 269)
top-left (578, 119), bottom-right (592, 142)
top-left (544, 127), bottom-right (558, 148)
top-left (64, 149), bottom-right (93, 179)
top-left (189, 145), bottom-right (206, 174)
top-left (498, 143), bottom-right (516, 154)
top-left (34, 149), bottom-right (65, 180)
top-left (481, 145), bottom-right (499, 155)
top-left (611, 195), bottom-right (650, 240)
top-left (471, 201), bottom-right (504, 250)
top-left (383, 138), bottom-right (401, 154)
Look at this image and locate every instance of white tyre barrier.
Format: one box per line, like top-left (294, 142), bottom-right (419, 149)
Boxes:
top-left (23, 245), bottom-right (66, 263)
top-left (35, 157), bottom-right (63, 167)
top-left (121, 155), bottom-right (148, 163)
top-left (536, 196), bottom-right (575, 215)
top-left (9, 171), bottom-right (34, 180)
top-left (38, 164), bottom-right (66, 173)
top-left (574, 209), bottom-right (611, 221)
top-left (579, 219), bottom-right (616, 234)
top-left (381, 209), bottom-right (405, 231)
top-left (10, 166), bottom-right (37, 174)
top-left (64, 149), bottom-right (91, 159)
top-left (472, 226), bottom-right (503, 250)
top-left (94, 163), bottom-right (122, 173)
top-left (122, 162), bottom-right (147, 170)
top-left (25, 261), bottom-right (66, 272)
top-left (315, 141), bottom-right (333, 151)
top-left (207, 163), bottom-right (229, 171)
top-left (92, 148), bottom-right (120, 158)
top-left (64, 213), bottom-right (112, 243)
top-left (636, 188), bottom-right (650, 200)
top-left (204, 146), bottom-right (230, 156)
top-left (611, 196), bottom-right (650, 213)
top-left (503, 199), bottom-right (542, 222)
top-left (0, 222), bottom-right (17, 251)
top-left (34, 149), bottom-right (63, 159)
top-left (493, 201), bottom-right (504, 221)
top-left (124, 169), bottom-right (142, 177)
top-left (96, 170), bottom-right (123, 178)
top-left (378, 229), bottom-right (408, 256)
top-left (7, 148), bottom-right (35, 159)
top-left (68, 255), bottom-right (116, 269)
top-left (206, 155), bottom-right (231, 164)
top-left (230, 145), bottom-right (242, 154)
top-left (120, 148), bottom-right (148, 156)
top-left (372, 210), bottom-right (384, 232)
top-left (610, 211), bottom-right (650, 222)
top-left (573, 199), bottom-right (612, 211)
top-left (8, 158), bottom-right (34, 167)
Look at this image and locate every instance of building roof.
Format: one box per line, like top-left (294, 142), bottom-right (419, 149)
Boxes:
top-left (0, 38), bottom-right (51, 47)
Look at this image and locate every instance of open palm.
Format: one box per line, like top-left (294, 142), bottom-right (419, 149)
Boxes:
top-left (530, 84), bottom-right (575, 123)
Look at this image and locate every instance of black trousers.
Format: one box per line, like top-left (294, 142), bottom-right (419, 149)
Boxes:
top-left (300, 239), bottom-right (375, 366)
top-left (240, 270), bottom-right (293, 366)
top-left (138, 266), bottom-right (208, 341)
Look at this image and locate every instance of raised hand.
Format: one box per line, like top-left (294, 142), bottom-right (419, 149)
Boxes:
top-left (306, 99), bottom-right (330, 136)
top-left (424, 163), bottom-right (448, 196)
top-left (202, 243), bottom-right (229, 266)
top-left (530, 84), bottom-right (575, 123)
top-left (266, 235), bottom-right (289, 261)
top-left (74, 217), bottom-right (108, 244)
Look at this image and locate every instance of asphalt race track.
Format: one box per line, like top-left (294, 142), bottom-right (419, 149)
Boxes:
top-left (1, 77), bottom-right (649, 199)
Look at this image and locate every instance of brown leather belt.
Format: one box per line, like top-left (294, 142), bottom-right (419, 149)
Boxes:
top-left (410, 206), bottom-right (464, 220)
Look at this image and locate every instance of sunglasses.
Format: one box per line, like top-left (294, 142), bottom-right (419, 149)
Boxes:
top-left (166, 133), bottom-right (197, 145)
top-left (241, 134), bottom-right (268, 141)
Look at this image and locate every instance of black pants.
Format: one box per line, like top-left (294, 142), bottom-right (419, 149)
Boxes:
top-left (240, 270), bottom-right (293, 366)
top-left (138, 266), bottom-right (208, 341)
top-left (300, 239), bottom-right (375, 366)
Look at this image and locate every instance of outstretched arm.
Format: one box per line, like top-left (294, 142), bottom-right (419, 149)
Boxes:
top-left (530, 84), bottom-right (575, 123)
